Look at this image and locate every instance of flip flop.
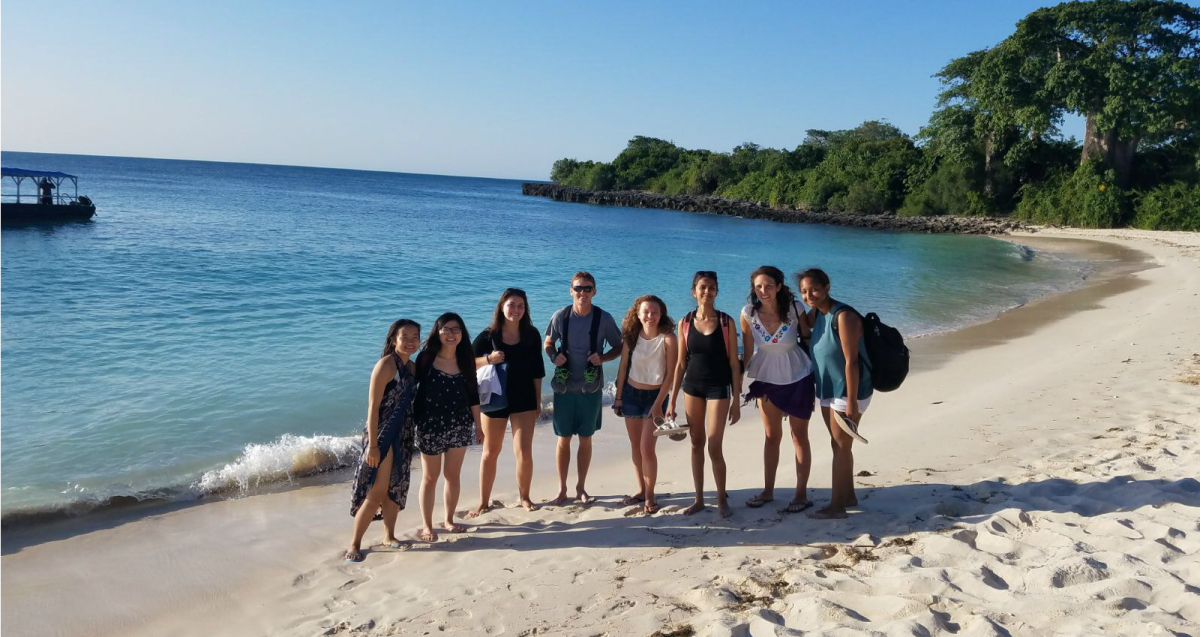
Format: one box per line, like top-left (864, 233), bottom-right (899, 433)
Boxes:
top-left (746, 494), bottom-right (773, 508)
top-left (621, 494), bottom-right (646, 506)
top-left (833, 411), bottom-right (868, 444)
top-left (344, 550), bottom-right (364, 563)
top-left (442, 522), bottom-right (468, 534)
top-left (782, 500), bottom-right (814, 514)
top-left (417, 529), bottom-right (437, 542)
top-left (644, 502), bottom-right (660, 515)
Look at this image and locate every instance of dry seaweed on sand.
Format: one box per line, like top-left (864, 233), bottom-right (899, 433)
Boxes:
top-left (650, 625), bottom-right (695, 637)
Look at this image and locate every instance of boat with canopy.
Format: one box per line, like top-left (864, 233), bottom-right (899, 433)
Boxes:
top-left (1, 167), bottom-right (97, 224)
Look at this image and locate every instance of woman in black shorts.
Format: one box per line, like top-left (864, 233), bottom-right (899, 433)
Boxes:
top-left (469, 288), bottom-right (546, 516)
top-left (668, 271), bottom-right (742, 518)
top-left (414, 312), bottom-right (482, 542)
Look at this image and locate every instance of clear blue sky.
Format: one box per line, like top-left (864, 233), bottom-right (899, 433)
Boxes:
top-left (2, 1), bottom-right (1083, 180)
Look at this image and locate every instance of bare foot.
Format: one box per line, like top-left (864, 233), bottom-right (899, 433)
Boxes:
top-left (382, 536), bottom-right (406, 549)
top-left (808, 506), bottom-right (848, 520)
top-left (520, 498), bottom-right (539, 512)
top-left (576, 489), bottom-right (595, 505)
top-left (548, 492), bottom-right (571, 506)
top-left (682, 501), bottom-right (706, 515)
top-left (717, 500), bottom-right (733, 519)
top-left (442, 521), bottom-right (468, 533)
top-left (467, 504), bottom-right (490, 519)
top-left (417, 528), bottom-right (436, 542)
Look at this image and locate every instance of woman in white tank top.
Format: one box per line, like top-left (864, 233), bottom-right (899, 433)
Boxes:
top-left (739, 266), bottom-right (817, 514)
top-left (613, 295), bottom-right (678, 515)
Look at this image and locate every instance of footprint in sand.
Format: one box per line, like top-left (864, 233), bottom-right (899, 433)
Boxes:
top-left (600, 598), bottom-right (636, 619)
top-left (292, 569), bottom-right (318, 588)
top-left (339, 577), bottom-right (371, 591)
top-left (446, 608), bottom-right (472, 620)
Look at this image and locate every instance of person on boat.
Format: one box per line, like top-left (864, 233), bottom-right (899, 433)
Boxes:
top-left (469, 288), bottom-right (546, 516)
top-left (740, 266), bottom-right (817, 513)
top-left (668, 271), bottom-right (742, 518)
top-left (345, 318), bottom-right (421, 562)
top-left (38, 178), bottom-right (55, 205)
top-left (798, 268), bottom-right (873, 520)
top-left (543, 271), bottom-right (622, 506)
top-left (413, 313), bottom-right (483, 541)
top-left (613, 295), bottom-right (678, 515)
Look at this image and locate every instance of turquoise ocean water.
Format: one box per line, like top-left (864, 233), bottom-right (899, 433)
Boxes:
top-left (0, 152), bottom-right (1089, 520)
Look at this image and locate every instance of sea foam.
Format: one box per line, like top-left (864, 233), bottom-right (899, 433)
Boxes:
top-left (194, 433), bottom-right (361, 495)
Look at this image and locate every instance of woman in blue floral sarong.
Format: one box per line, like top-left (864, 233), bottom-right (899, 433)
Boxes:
top-left (345, 318), bottom-right (421, 562)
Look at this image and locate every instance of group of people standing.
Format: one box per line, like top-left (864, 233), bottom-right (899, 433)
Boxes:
top-left (345, 268), bottom-right (874, 563)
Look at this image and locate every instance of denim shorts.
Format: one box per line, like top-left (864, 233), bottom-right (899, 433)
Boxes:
top-left (620, 383), bottom-right (668, 419)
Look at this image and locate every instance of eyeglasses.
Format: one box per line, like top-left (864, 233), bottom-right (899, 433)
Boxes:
top-left (572, 285), bottom-right (595, 293)
top-left (438, 326), bottom-right (462, 335)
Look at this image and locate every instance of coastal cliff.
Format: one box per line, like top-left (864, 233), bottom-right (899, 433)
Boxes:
top-left (522, 183), bottom-right (1032, 235)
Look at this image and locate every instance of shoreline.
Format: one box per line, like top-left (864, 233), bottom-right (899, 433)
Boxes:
top-left (0, 235), bottom-right (1108, 530)
top-left (5, 229), bottom-right (1198, 636)
top-left (522, 182), bottom-right (1032, 235)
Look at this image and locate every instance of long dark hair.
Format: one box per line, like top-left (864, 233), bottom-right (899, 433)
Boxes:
top-left (748, 265), bottom-right (797, 324)
top-left (487, 288), bottom-right (535, 339)
top-left (621, 295), bottom-right (675, 351)
top-left (382, 318), bottom-right (420, 358)
top-left (416, 312), bottom-right (478, 398)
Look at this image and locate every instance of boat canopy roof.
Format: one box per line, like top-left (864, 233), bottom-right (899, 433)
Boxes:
top-left (2, 167), bottom-right (78, 179)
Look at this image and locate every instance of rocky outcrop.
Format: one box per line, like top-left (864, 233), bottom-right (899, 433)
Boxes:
top-left (521, 183), bottom-right (1032, 235)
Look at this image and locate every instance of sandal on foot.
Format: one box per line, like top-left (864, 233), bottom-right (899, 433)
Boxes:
top-left (746, 494), bottom-right (773, 508)
top-left (344, 550), bottom-right (364, 563)
top-left (621, 494), bottom-right (645, 506)
top-left (644, 503), bottom-right (660, 515)
top-left (417, 529), bottom-right (436, 542)
top-left (782, 500), bottom-right (814, 514)
top-left (442, 522), bottom-right (467, 534)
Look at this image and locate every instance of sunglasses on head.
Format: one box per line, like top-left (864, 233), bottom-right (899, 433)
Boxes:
top-left (572, 285), bottom-right (594, 293)
top-left (695, 270), bottom-right (718, 279)
top-left (504, 287), bottom-right (525, 295)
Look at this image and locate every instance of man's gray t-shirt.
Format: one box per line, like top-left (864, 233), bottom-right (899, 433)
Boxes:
top-left (545, 306), bottom-right (622, 392)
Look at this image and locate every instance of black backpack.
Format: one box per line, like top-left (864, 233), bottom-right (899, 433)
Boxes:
top-left (833, 306), bottom-right (909, 392)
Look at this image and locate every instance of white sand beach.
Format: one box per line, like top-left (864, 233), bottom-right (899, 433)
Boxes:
top-left (3, 229), bottom-right (1198, 637)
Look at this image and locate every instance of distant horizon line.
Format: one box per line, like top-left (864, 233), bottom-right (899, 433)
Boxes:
top-left (0, 149), bottom-right (544, 184)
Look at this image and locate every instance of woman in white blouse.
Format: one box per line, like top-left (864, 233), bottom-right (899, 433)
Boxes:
top-left (740, 266), bottom-right (817, 513)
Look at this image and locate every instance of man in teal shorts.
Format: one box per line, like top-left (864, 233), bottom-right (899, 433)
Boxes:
top-left (544, 271), bottom-right (622, 505)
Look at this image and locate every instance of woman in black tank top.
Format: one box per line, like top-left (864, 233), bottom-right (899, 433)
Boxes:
top-left (668, 271), bottom-right (743, 519)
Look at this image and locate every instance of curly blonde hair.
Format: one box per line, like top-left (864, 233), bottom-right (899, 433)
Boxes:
top-left (621, 295), bottom-right (675, 351)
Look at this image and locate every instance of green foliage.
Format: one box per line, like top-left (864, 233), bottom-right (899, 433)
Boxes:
top-left (930, 0), bottom-right (1200, 183)
top-left (1131, 182), bottom-right (1200, 231)
top-left (1013, 161), bottom-right (1126, 228)
top-left (611, 137), bottom-right (684, 190)
top-left (900, 161), bottom-right (990, 216)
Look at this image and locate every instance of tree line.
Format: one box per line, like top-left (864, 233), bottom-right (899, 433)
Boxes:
top-left (549, 0), bottom-right (1199, 231)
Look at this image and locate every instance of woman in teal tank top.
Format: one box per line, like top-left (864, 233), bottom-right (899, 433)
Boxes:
top-left (798, 268), bottom-right (873, 520)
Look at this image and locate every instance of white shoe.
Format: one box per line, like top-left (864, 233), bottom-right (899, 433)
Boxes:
top-left (833, 411), bottom-right (868, 444)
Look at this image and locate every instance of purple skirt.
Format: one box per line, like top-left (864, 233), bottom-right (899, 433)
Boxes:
top-left (744, 374), bottom-right (816, 420)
